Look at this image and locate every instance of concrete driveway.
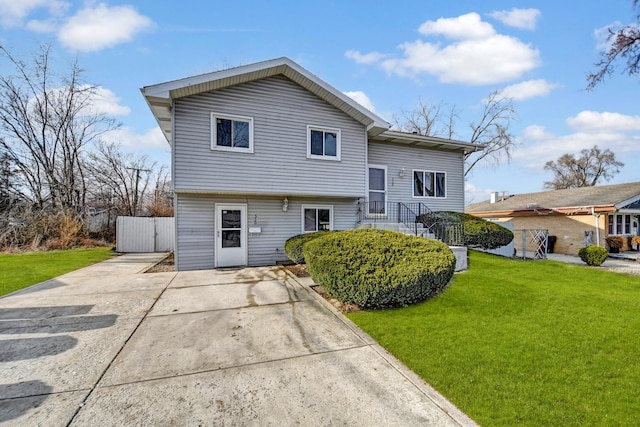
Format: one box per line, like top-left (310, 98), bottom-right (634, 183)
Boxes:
top-left (0, 253), bottom-right (477, 426)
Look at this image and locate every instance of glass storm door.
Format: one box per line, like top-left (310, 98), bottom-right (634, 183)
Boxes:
top-left (368, 165), bottom-right (387, 216)
top-left (215, 204), bottom-right (247, 267)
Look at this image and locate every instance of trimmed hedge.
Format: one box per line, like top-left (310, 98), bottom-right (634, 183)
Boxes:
top-left (578, 245), bottom-right (609, 266)
top-left (284, 231), bottom-right (331, 264)
top-left (418, 211), bottom-right (513, 249)
top-left (303, 229), bottom-right (456, 309)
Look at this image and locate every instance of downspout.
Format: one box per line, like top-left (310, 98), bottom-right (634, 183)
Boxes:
top-left (358, 126), bottom-right (369, 226)
top-left (171, 98), bottom-right (178, 270)
top-left (592, 207), bottom-right (601, 247)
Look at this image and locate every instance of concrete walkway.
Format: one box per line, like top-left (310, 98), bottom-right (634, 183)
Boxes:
top-left (0, 253), bottom-right (477, 426)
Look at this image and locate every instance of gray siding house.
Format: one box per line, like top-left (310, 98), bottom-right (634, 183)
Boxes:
top-left (142, 58), bottom-right (479, 271)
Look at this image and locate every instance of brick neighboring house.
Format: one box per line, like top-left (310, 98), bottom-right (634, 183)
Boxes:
top-left (465, 182), bottom-right (640, 255)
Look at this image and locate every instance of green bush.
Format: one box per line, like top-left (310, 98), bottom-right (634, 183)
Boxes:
top-left (284, 231), bottom-right (331, 264)
top-left (418, 211), bottom-right (513, 249)
top-left (578, 245), bottom-right (609, 266)
top-left (303, 229), bottom-right (456, 309)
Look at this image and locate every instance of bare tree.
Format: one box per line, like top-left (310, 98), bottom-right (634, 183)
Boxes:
top-left (0, 151), bottom-right (22, 212)
top-left (85, 141), bottom-right (156, 217)
top-left (0, 44), bottom-right (119, 212)
top-left (465, 91), bottom-right (517, 177)
top-left (146, 165), bottom-right (173, 217)
top-left (393, 99), bottom-right (458, 139)
top-left (395, 91), bottom-right (517, 177)
top-left (588, 0), bottom-right (640, 89)
top-left (543, 145), bottom-right (624, 190)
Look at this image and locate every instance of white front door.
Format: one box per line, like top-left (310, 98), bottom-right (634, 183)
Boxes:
top-left (368, 165), bottom-right (387, 217)
top-left (215, 204), bottom-right (247, 267)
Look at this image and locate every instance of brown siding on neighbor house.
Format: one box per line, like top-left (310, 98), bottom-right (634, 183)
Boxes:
top-left (495, 214), bottom-right (604, 255)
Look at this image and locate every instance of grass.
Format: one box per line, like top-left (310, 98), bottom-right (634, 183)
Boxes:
top-left (0, 247), bottom-right (115, 297)
top-left (347, 250), bottom-right (640, 426)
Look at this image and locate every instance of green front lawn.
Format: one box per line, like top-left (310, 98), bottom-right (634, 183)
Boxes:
top-left (347, 250), bottom-right (640, 426)
top-left (0, 247), bottom-right (115, 297)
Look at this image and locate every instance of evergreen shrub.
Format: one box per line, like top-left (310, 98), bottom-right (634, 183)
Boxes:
top-left (578, 245), bottom-right (609, 266)
top-left (303, 229), bottom-right (456, 309)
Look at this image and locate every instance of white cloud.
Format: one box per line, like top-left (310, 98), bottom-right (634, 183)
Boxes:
top-left (496, 79), bottom-right (559, 101)
top-left (89, 86), bottom-right (131, 116)
top-left (25, 18), bottom-right (56, 33)
top-left (594, 21), bottom-right (640, 51)
top-left (0, 0), bottom-right (68, 27)
top-left (381, 35), bottom-right (540, 85)
top-left (58, 3), bottom-right (153, 52)
top-left (27, 84), bottom-right (130, 123)
top-left (488, 8), bottom-right (541, 30)
top-left (344, 49), bottom-right (387, 64)
top-left (419, 12), bottom-right (495, 39)
top-left (514, 123), bottom-right (640, 168)
top-left (0, 1), bottom-right (152, 51)
top-left (102, 126), bottom-right (168, 151)
top-left (465, 182), bottom-right (498, 205)
top-left (593, 22), bottom-right (619, 51)
top-left (343, 91), bottom-right (376, 113)
top-left (520, 124), bottom-right (554, 140)
top-left (566, 111), bottom-right (640, 132)
top-left (349, 13), bottom-right (541, 86)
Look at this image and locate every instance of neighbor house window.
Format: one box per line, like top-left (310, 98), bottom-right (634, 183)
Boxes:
top-left (413, 170), bottom-right (446, 198)
top-left (307, 126), bottom-right (341, 160)
top-left (608, 214), bottom-right (632, 235)
top-left (211, 113), bottom-right (253, 153)
top-left (302, 205), bottom-right (333, 233)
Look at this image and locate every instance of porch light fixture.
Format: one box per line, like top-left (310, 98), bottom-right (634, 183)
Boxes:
top-left (399, 168), bottom-right (406, 178)
top-left (282, 197), bottom-right (289, 212)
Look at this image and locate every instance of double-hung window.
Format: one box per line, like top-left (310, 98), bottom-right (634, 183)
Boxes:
top-left (307, 126), bottom-right (340, 160)
top-left (211, 113), bottom-right (253, 153)
top-left (608, 213), bottom-right (632, 235)
top-left (302, 205), bottom-right (333, 233)
top-left (413, 170), bottom-right (446, 198)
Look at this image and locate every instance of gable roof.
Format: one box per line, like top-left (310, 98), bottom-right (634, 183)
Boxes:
top-left (141, 57), bottom-right (390, 145)
top-left (466, 182), bottom-right (640, 216)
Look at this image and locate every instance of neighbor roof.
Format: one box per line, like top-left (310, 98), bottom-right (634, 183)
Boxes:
top-left (466, 182), bottom-right (640, 216)
top-left (141, 57), bottom-right (391, 144)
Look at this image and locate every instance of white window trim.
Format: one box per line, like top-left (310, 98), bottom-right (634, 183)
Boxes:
top-left (412, 169), bottom-right (447, 199)
top-left (211, 112), bottom-right (254, 153)
top-left (367, 164), bottom-right (387, 218)
top-left (301, 205), bottom-right (334, 233)
top-left (306, 125), bottom-right (341, 161)
top-left (608, 213), bottom-right (633, 236)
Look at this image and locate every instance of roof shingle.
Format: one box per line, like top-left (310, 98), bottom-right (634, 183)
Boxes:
top-left (466, 182), bottom-right (640, 214)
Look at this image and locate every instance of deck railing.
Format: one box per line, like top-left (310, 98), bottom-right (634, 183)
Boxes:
top-left (358, 201), bottom-right (396, 223)
top-left (358, 201), bottom-right (465, 245)
top-left (432, 222), bottom-right (465, 246)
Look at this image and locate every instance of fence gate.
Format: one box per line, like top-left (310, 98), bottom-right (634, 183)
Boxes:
top-left (514, 229), bottom-right (549, 260)
top-left (116, 216), bottom-right (175, 252)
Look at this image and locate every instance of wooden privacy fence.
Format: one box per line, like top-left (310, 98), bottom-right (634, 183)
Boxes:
top-left (116, 216), bottom-right (175, 253)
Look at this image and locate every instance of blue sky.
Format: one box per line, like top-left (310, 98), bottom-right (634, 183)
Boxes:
top-left (1, 1), bottom-right (638, 203)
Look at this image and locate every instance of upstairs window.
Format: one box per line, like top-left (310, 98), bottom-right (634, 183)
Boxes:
top-left (413, 170), bottom-right (446, 198)
top-left (211, 113), bottom-right (253, 153)
top-left (307, 126), bottom-right (341, 160)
